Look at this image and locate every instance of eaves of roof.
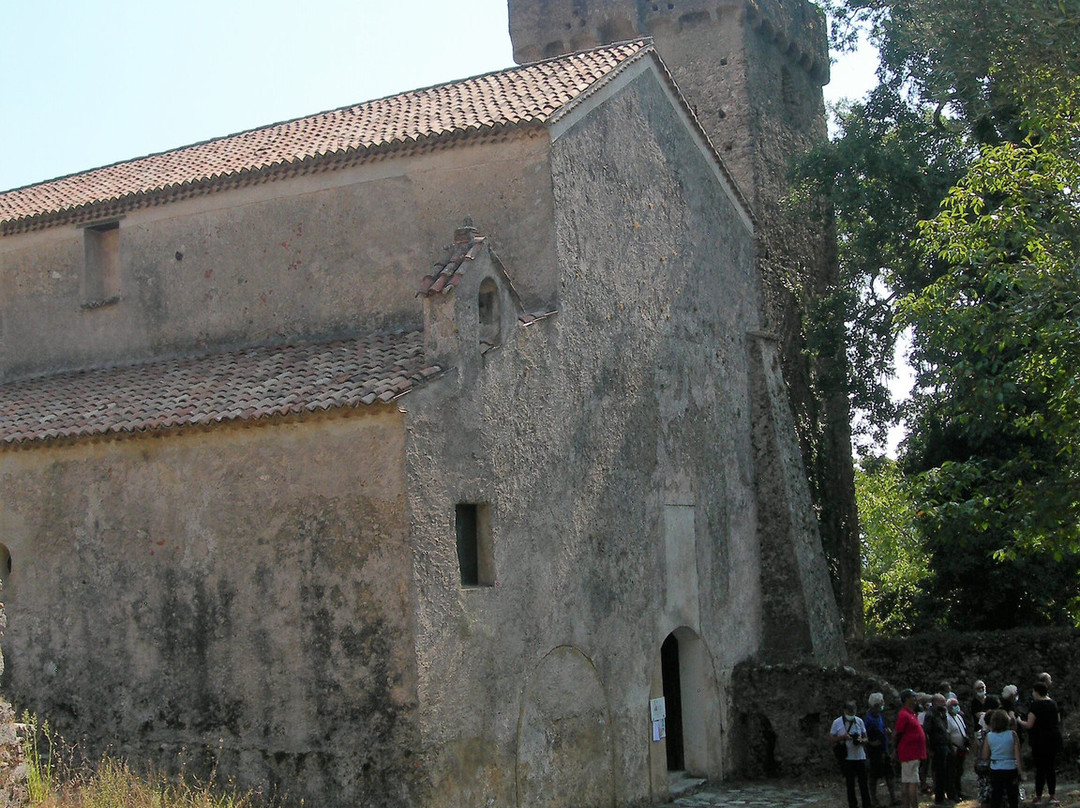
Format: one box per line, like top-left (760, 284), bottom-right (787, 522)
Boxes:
top-left (0, 41), bottom-right (653, 237)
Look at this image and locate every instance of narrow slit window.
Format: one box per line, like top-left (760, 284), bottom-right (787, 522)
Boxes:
top-left (0, 543), bottom-right (12, 596)
top-left (478, 278), bottom-right (501, 349)
top-left (456, 503), bottom-right (494, 587)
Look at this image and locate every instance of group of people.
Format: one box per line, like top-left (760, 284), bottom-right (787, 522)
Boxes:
top-left (830, 673), bottom-right (1064, 808)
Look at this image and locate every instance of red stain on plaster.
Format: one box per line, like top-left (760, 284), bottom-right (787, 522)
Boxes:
top-left (280, 241), bottom-right (290, 249)
top-left (204, 269), bottom-right (213, 279)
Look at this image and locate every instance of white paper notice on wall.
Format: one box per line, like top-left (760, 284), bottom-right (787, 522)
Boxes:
top-left (651, 718), bottom-right (667, 741)
top-left (650, 697), bottom-right (666, 721)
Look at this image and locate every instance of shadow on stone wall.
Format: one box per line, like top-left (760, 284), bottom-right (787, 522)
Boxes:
top-left (732, 627), bottom-right (1080, 781)
top-left (731, 661), bottom-right (896, 779)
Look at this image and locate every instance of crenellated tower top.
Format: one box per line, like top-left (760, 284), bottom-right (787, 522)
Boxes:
top-left (508, 0), bottom-right (830, 214)
top-left (509, 0), bottom-right (829, 84)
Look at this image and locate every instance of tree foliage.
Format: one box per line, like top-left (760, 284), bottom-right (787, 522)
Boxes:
top-left (905, 93), bottom-right (1080, 542)
top-left (795, 87), bottom-right (966, 444)
top-left (800, 0), bottom-right (1080, 629)
top-left (855, 455), bottom-right (934, 634)
top-left (898, 89), bottom-right (1080, 627)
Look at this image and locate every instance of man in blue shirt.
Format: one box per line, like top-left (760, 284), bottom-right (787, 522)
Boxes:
top-left (866, 692), bottom-right (899, 806)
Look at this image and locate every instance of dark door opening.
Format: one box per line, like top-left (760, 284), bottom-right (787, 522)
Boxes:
top-left (661, 634), bottom-right (684, 771)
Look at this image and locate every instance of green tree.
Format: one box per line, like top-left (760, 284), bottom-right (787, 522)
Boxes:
top-left (795, 86), bottom-right (966, 445)
top-left (855, 455), bottom-right (933, 634)
top-left (800, 0), bottom-right (1080, 627)
top-left (899, 90), bottom-right (1080, 627)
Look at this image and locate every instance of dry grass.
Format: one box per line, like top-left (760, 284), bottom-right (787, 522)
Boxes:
top-left (22, 714), bottom-right (268, 808)
top-left (30, 758), bottom-right (260, 808)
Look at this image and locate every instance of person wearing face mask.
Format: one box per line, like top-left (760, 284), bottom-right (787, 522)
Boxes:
top-left (925, 693), bottom-right (955, 804)
top-left (865, 692), bottom-right (899, 807)
top-left (946, 697), bottom-right (969, 800)
top-left (917, 693), bottom-right (933, 794)
top-left (831, 699), bottom-right (873, 808)
top-left (940, 682), bottom-right (958, 702)
top-left (971, 680), bottom-right (989, 731)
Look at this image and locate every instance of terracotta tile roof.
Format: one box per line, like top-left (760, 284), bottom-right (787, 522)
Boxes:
top-left (0, 41), bottom-right (652, 234)
top-left (0, 330), bottom-right (441, 446)
top-left (418, 220), bottom-right (487, 297)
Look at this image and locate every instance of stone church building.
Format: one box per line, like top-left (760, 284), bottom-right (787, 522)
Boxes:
top-left (0, 6), bottom-right (844, 808)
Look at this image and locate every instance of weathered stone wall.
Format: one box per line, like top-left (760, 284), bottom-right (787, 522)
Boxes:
top-left (740, 5), bottom-right (861, 642)
top-left (0, 602), bottom-right (26, 808)
top-left (731, 628), bottom-right (1080, 781)
top-left (508, 0), bottom-right (863, 639)
top-left (0, 137), bottom-right (557, 381)
top-left (0, 699), bottom-right (24, 808)
top-left (748, 336), bottom-right (844, 662)
top-left (731, 661), bottom-right (894, 778)
top-left (0, 45), bottom-right (843, 808)
top-left (403, 64), bottom-right (839, 808)
top-left (0, 411), bottom-right (419, 806)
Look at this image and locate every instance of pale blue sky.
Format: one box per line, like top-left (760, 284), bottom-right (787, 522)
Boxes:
top-left (0, 1), bottom-right (877, 193)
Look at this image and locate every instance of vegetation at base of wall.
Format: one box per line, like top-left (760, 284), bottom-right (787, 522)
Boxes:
top-left (795, 0), bottom-right (1080, 632)
top-left (31, 759), bottom-right (260, 808)
top-left (23, 712), bottom-right (55, 804)
top-left (21, 713), bottom-right (268, 808)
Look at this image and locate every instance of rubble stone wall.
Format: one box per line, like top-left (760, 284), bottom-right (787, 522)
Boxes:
top-left (732, 628), bottom-right (1080, 780)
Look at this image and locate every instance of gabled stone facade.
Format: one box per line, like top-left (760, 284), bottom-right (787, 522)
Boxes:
top-left (508, 0), bottom-right (863, 638)
top-left (0, 42), bottom-right (841, 807)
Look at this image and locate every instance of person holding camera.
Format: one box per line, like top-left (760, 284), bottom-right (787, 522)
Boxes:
top-left (832, 699), bottom-right (873, 808)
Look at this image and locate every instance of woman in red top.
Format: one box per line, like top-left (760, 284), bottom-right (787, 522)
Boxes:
top-left (894, 689), bottom-right (928, 808)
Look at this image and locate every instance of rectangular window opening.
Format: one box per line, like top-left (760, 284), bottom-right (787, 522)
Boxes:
top-left (456, 503), bottom-right (494, 588)
top-left (82, 221), bottom-right (121, 308)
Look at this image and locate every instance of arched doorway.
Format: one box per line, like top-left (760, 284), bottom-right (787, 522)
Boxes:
top-left (650, 626), bottom-right (717, 796)
top-left (0, 543), bottom-right (12, 597)
top-left (661, 634), bottom-right (685, 770)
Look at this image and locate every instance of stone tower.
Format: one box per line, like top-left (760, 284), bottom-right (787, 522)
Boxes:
top-left (508, 0), bottom-right (862, 638)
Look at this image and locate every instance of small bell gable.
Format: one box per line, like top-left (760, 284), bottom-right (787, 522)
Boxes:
top-left (419, 218), bottom-right (525, 369)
